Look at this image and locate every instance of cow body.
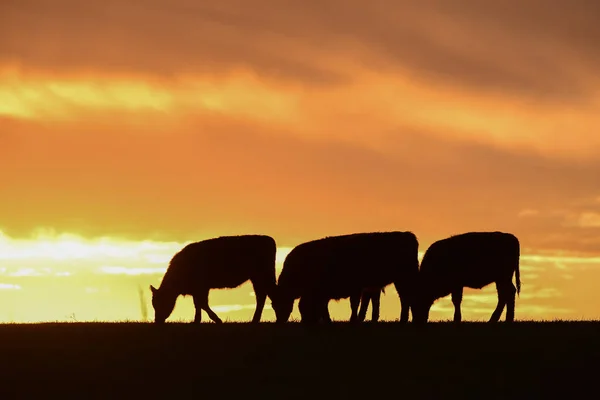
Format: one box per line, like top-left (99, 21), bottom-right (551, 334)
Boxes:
top-left (272, 231), bottom-right (419, 324)
top-left (412, 231), bottom-right (521, 323)
top-left (150, 235), bottom-right (277, 324)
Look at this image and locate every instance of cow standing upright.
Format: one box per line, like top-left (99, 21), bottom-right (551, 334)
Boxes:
top-left (150, 235), bottom-right (277, 324)
top-left (271, 231), bottom-right (419, 324)
top-left (412, 231), bottom-right (521, 324)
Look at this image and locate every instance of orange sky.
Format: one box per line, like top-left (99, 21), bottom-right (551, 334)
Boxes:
top-left (1, 0), bottom-right (600, 322)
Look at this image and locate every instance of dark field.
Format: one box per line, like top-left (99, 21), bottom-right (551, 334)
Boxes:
top-left (1, 321), bottom-right (599, 399)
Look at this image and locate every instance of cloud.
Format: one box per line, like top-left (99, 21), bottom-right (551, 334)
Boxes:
top-left (518, 209), bottom-right (540, 217)
top-left (2, 111), bottom-right (600, 251)
top-left (576, 212), bottom-right (600, 228)
top-left (0, 283), bottom-right (21, 290)
top-left (0, 0), bottom-right (348, 85)
top-left (97, 266), bottom-right (166, 276)
top-left (513, 199), bottom-right (600, 254)
top-left (0, 71), bottom-right (301, 126)
top-left (2, 0), bottom-right (600, 102)
top-left (0, 229), bottom-right (291, 277)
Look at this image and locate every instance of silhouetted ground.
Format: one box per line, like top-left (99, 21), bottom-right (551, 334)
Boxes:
top-left (1, 321), bottom-right (598, 399)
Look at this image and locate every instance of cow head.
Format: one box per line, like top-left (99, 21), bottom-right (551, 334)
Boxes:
top-left (270, 287), bottom-right (294, 323)
top-left (411, 298), bottom-right (433, 324)
top-left (411, 276), bottom-right (435, 324)
top-left (150, 285), bottom-right (178, 324)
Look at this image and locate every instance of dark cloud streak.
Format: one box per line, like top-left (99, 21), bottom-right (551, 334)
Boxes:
top-left (1, 0), bottom-right (599, 100)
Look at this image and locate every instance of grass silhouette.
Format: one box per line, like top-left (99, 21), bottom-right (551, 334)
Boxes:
top-left (1, 321), bottom-right (598, 398)
top-left (138, 284), bottom-right (148, 322)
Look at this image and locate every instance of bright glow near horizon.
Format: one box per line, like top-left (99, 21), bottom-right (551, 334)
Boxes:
top-left (0, 229), bottom-right (598, 323)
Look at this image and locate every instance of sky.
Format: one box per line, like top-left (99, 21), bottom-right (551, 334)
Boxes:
top-left (1, 0), bottom-right (600, 323)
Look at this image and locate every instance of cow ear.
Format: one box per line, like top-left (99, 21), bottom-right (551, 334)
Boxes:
top-left (150, 285), bottom-right (158, 295)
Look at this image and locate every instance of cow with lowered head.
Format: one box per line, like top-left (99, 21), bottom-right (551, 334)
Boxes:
top-left (412, 231), bottom-right (521, 324)
top-left (150, 235), bottom-right (277, 324)
top-left (271, 231), bottom-right (419, 324)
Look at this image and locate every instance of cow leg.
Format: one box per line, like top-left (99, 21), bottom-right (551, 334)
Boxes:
top-left (320, 299), bottom-right (332, 323)
top-left (298, 296), bottom-right (309, 321)
top-left (371, 290), bottom-right (381, 322)
top-left (250, 279), bottom-right (268, 324)
top-left (299, 296), bottom-right (318, 324)
top-left (193, 290), bottom-right (223, 324)
top-left (349, 293), bottom-right (361, 322)
top-left (192, 297), bottom-right (202, 324)
top-left (357, 292), bottom-right (370, 322)
top-left (504, 283), bottom-right (517, 322)
top-left (489, 282), bottom-right (508, 323)
top-left (300, 296), bottom-right (332, 324)
top-left (451, 287), bottom-right (463, 323)
top-left (395, 281), bottom-right (410, 323)
top-left (303, 297), bottom-right (330, 324)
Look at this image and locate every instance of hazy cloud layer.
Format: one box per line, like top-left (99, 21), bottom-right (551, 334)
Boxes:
top-left (2, 0), bottom-right (600, 101)
top-left (1, 115), bottom-right (599, 254)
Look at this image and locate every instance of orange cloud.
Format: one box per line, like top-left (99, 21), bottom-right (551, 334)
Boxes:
top-left (3, 1), bottom-right (599, 98)
top-left (2, 66), bottom-right (600, 161)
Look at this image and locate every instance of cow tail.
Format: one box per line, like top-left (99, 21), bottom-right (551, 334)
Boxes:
top-left (515, 261), bottom-right (521, 296)
top-left (515, 240), bottom-right (521, 297)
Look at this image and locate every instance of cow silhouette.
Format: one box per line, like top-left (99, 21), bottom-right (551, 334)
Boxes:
top-left (272, 231), bottom-right (419, 324)
top-left (150, 235), bottom-right (277, 324)
top-left (412, 231), bottom-right (521, 324)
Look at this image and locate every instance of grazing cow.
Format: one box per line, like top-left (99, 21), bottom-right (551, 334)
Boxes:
top-left (271, 231), bottom-right (419, 324)
top-left (411, 231), bottom-right (521, 324)
top-left (150, 235), bottom-right (277, 324)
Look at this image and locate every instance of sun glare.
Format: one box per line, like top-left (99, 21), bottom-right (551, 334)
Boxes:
top-left (0, 228), bottom-right (599, 322)
top-left (0, 229), bottom-right (296, 322)
top-left (0, 229), bottom-right (181, 263)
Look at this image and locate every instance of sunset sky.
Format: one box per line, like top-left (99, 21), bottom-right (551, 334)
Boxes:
top-left (1, 0), bottom-right (600, 323)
